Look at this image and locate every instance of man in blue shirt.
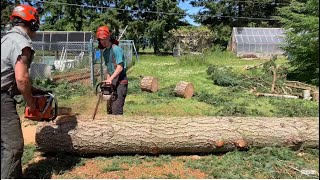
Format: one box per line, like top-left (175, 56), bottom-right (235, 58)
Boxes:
top-left (96, 25), bottom-right (128, 115)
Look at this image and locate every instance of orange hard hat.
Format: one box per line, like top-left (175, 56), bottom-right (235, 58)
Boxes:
top-left (96, 26), bottom-right (111, 39)
top-left (10, 4), bottom-right (40, 23)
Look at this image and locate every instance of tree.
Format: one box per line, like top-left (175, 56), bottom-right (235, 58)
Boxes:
top-left (276, 0), bottom-right (319, 85)
top-left (190, 0), bottom-right (291, 48)
top-left (1, 0), bottom-right (20, 29)
top-left (33, 0), bottom-right (186, 53)
top-left (117, 0), bottom-right (186, 53)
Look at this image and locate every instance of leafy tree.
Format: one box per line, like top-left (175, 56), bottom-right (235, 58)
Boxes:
top-left (1, 0), bottom-right (21, 30)
top-left (2, 0), bottom-right (188, 53)
top-left (117, 0), bottom-right (186, 53)
top-left (190, 0), bottom-right (291, 48)
top-left (277, 0), bottom-right (319, 84)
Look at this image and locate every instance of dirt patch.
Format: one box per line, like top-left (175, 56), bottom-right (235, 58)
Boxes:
top-left (21, 120), bottom-right (37, 145)
top-left (53, 159), bottom-right (208, 179)
top-left (52, 68), bottom-right (100, 85)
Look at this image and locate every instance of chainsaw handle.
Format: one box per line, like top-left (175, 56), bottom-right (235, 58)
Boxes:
top-left (95, 82), bottom-right (111, 95)
top-left (95, 82), bottom-right (103, 96)
top-left (47, 93), bottom-right (58, 121)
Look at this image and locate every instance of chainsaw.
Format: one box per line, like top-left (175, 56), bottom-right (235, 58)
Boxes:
top-left (92, 82), bottom-right (117, 120)
top-left (24, 92), bottom-right (58, 122)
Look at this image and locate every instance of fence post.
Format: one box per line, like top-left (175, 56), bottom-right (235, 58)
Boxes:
top-left (131, 40), bottom-right (140, 62)
top-left (100, 49), bottom-right (104, 82)
top-left (90, 38), bottom-right (95, 88)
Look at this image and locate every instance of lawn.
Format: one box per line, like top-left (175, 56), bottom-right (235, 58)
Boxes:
top-left (21, 49), bottom-right (319, 179)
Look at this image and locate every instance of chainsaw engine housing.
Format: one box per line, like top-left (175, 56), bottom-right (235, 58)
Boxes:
top-left (97, 82), bottom-right (117, 101)
top-left (24, 93), bottom-right (58, 121)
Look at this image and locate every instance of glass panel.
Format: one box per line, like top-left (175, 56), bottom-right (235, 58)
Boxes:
top-left (243, 44), bottom-right (250, 52)
top-left (249, 44), bottom-right (255, 52)
top-left (237, 44), bottom-right (244, 53)
top-left (236, 35), bottom-right (242, 43)
top-left (248, 36), bottom-right (255, 43)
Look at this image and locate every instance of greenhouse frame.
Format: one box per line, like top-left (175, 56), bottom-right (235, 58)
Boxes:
top-left (229, 27), bottom-right (286, 58)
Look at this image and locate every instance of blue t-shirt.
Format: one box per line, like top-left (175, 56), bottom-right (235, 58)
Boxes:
top-left (103, 45), bottom-right (127, 80)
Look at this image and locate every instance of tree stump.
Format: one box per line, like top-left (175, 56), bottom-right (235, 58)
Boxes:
top-left (174, 81), bottom-right (194, 98)
top-left (35, 116), bottom-right (319, 155)
top-left (140, 76), bottom-right (159, 92)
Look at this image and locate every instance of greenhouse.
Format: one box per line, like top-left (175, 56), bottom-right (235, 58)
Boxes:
top-left (229, 27), bottom-right (286, 58)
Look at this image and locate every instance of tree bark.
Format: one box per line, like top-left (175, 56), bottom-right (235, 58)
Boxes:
top-left (35, 116), bottom-right (319, 155)
top-left (256, 93), bottom-right (299, 99)
top-left (174, 81), bottom-right (194, 98)
top-left (140, 76), bottom-right (159, 92)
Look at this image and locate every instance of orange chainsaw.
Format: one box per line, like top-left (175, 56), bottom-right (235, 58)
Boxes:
top-left (24, 92), bottom-right (58, 122)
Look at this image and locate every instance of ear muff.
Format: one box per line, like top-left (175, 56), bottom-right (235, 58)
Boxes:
top-left (110, 35), bottom-right (119, 45)
top-left (11, 17), bottom-right (39, 32)
top-left (29, 20), bottom-right (39, 31)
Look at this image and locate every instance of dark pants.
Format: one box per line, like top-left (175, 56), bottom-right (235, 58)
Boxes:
top-left (1, 93), bottom-right (24, 179)
top-left (107, 83), bottom-right (128, 115)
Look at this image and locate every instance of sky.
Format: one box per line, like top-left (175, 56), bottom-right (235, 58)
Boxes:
top-left (178, 0), bottom-right (202, 26)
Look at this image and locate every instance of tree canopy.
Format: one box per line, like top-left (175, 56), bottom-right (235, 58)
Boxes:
top-left (277, 0), bottom-right (319, 85)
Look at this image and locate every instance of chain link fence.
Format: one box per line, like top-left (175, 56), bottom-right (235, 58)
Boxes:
top-left (2, 31), bottom-right (137, 87)
top-left (30, 41), bottom-right (94, 86)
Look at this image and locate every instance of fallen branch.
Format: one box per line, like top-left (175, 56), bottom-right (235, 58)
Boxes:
top-left (255, 92), bottom-right (299, 99)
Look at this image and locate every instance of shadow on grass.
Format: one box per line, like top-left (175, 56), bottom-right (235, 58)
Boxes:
top-left (23, 152), bottom-right (83, 179)
top-left (23, 115), bottom-right (82, 178)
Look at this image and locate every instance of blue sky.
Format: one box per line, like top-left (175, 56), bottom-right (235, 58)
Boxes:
top-left (178, 0), bottom-right (202, 26)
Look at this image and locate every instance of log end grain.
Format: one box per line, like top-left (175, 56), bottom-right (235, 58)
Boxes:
top-left (140, 76), bottom-right (159, 93)
top-left (174, 81), bottom-right (194, 99)
top-left (311, 91), bottom-right (319, 102)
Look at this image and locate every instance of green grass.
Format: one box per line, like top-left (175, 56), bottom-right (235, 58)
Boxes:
top-left (22, 144), bottom-right (37, 165)
top-left (183, 147), bottom-right (319, 179)
top-left (25, 48), bottom-right (318, 117)
top-left (124, 50), bottom-right (319, 117)
top-left (102, 161), bottom-right (125, 172)
top-left (22, 50), bottom-right (318, 179)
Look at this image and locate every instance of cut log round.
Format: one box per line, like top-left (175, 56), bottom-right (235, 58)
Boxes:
top-left (35, 116), bottom-right (319, 155)
top-left (174, 81), bottom-right (194, 98)
top-left (140, 76), bottom-right (159, 92)
top-left (311, 91), bottom-right (319, 102)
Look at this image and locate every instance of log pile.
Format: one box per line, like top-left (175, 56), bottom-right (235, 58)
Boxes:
top-left (35, 116), bottom-right (319, 155)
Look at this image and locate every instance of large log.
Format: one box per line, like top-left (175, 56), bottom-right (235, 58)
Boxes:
top-left (35, 116), bottom-right (319, 155)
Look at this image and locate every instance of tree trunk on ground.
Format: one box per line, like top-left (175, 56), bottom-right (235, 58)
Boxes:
top-left (35, 116), bottom-right (319, 155)
top-left (140, 76), bottom-right (159, 92)
top-left (174, 81), bottom-right (194, 98)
